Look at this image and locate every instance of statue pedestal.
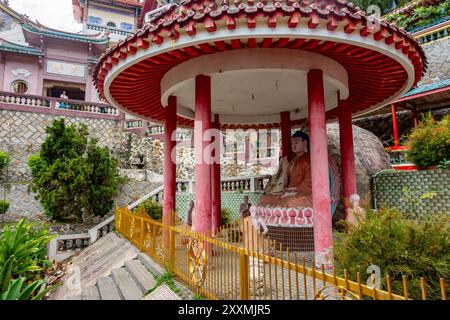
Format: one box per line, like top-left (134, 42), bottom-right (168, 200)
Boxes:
top-left (254, 206), bottom-right (315, 252)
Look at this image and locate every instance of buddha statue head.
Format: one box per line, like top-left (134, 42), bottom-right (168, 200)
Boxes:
top-left (291, 130), bottom-right (309, 155)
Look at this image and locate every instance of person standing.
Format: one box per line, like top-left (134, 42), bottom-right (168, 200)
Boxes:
top-left (59, 91), bottom-right (68, 109)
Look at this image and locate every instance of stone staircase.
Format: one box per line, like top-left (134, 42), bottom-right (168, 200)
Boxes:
top-left (50, 232), bottom-right (184, 300)
top-left (67, 254), bottom-right (160, 300)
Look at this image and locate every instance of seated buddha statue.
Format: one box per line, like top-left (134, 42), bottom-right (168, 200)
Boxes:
top-left (259, 131), bottom-right (313, 208)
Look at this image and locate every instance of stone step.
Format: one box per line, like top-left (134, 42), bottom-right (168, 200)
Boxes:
top-left (111, 268), bottom-right (143, 300)
top-left (97, 276), bottom-right (122, 300)
top-left (142, 284), bottom-right (181, 300)
top-left (82, 285), bottom-right (100, 300)
top-left (137, 252), bottom-right (165, 275)
top-left (124, 260), bottom-right (157, 293)
top-left (65, 294), bottom-right (82, 300)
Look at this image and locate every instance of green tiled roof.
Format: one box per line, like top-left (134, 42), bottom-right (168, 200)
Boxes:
top-left (402, 78), bottom-right (450, 98)
top-left (22, 23), bottom-right (109, 44)
top-left (0, 39), bottom-right (44, 56)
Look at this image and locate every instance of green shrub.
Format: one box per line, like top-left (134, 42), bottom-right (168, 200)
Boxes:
top-left (0, 256), bottom-right (53, 300)
top-left (28, 119), bottom-right (123, 222)
top-left (334, 209), bottom-right (450, 300)
top-left (140, 199), bottom-right (163, 221)
top-left (0, 150), bottom-right (10, 172)
top-left (406, 114), bottom-right (450, 168)
top-left (0, 200), bottom-right (9, 215)
top-left (0, 219), bottom-right (54, 281)
top-left (385, 1), bottom-right (450, 30)
top-left (221, 208), bottom-right (232, 226)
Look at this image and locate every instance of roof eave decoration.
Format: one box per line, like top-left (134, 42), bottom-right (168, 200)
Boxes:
top-left (21, 23), bottom-right (109, 44)
top-left (0, 38), bottom-right (44, 56)
top-left (94, 0), bottom-right (427, 128)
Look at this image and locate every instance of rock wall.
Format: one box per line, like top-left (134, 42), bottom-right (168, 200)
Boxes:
top-left (418, 37), bottom-right (450, 86)
top-left (0, 109), bottom-right (122, 181)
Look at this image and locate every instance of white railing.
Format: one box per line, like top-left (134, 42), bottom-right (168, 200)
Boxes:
top-left (0, 91), bottom-right (119, 117)
top-left (86, 24), bottom-right (133, 36)
top-left (47, 215), bottom-right (115, 262)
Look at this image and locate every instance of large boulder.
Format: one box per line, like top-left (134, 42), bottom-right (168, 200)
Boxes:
top-left (327, 123), bottom-right (390, 221)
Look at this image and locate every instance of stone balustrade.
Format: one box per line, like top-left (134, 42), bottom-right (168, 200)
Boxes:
top-left (86, 23), bottom-right (132, 36)
top-left (0, 92), bottom-right (51, 108)
top-left (126, 119), bottom-right (144, 128)
top-left (415, 23), bottom-right (450, 45)
top-left (0, 91), bottom-right (120, 120)
top-left (48, 215), bottom-right (115, 262)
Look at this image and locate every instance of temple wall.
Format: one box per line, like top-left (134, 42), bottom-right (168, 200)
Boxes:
top-left (373, 169), bottom-right (450, 216)
top-left (2, 54), bottom-right (40, 94)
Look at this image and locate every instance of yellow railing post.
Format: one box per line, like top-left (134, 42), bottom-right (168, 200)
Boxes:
top-left (168, 226), bottom-right (175, 270)
top-left (139, 217), bottom-right (145, 251)
top-left (239, 248), bottom-right (249, 300)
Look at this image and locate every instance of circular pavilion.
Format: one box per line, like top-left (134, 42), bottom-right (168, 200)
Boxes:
top-left (94, 0), bottom-right (426, 267)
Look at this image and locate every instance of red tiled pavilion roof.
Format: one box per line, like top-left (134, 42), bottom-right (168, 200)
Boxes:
top-left (94, 0), bottom-right (427, 129)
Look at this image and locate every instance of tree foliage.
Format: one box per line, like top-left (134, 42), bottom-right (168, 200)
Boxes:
top-left (348, 0), bottom-right (410, 14)
top-left (28, 119), bottom-right (123, 222)
top-left (140, 199), bottom-right (163, 221)
top-left (0, 150), bottom-right (10, 173)
top-left (406, 114), bottom-right (450, 168)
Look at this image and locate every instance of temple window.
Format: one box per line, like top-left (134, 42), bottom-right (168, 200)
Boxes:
top-left (87, 16), bottom-right (102, 25)
top-left (11, 80), bottom-right (29, 94)
top-left (106, 21), bottom-right (117, 28)
top-left (120, 22), bottom-right (133, 31)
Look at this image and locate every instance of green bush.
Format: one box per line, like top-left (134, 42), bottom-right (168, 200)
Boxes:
top-left (0, 200), bottom-right (9, 215)
top-left (334, 209), bottom-right (450, 300)
top-left (406, 114), bottom-right (450, 168)
top-left (0, 150), bottom-right (10, 172)
top-left (0, 219), bottom-right (54, 281)
top-left (221, 208), bottom-right (232, 226)
top-left (140, 199), bottom-right (163, 221)
top-left (28, 119), bottom-right (123, 222)
top-left (386, 0), bottom-right (450, 30)
top-left (0, 256), bottom-right (53, 300)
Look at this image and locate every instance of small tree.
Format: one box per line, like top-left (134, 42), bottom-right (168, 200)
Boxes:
top-left (0, 151), bottom-right (10, 172)
top-left (406, 114), bottom-right (450, 168)
top-left (28, 119), bottom-right (123, 223)
top-left (0, 150), bottom-right (11, 223)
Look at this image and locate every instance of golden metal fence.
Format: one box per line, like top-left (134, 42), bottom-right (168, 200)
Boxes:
top-left (115, 206), bottom-right (448, 300)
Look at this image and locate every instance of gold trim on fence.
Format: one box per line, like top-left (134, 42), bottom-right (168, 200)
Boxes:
top-left (188, 238), bottom-right (207, 288)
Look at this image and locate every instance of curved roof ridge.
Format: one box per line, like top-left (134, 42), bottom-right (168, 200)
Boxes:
top-left (21, 22), bottom-right (109, 44)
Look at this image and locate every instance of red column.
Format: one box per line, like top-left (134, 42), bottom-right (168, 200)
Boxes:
top-left (280, 111), bottom-right (292, 161)
top-left (211, 114), bottom-right (222, 233)
top-left (412, 108), bottom-right (419, 127)
top-left (338, 99), bottom-right (357, 220)
top-left (163, 96), bottom-right (177, 246)
top-left (391, 104), bottom-right (399, 147)
top-left (193, 75), bottom-right (212, 235)
top-left (307, 69), bottom-right (333, 268)
top-left (244, 135), bottom-right (250, 164)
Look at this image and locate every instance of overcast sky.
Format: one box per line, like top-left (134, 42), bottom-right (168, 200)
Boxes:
top-left (9, 0), bottom-right (82, 33)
